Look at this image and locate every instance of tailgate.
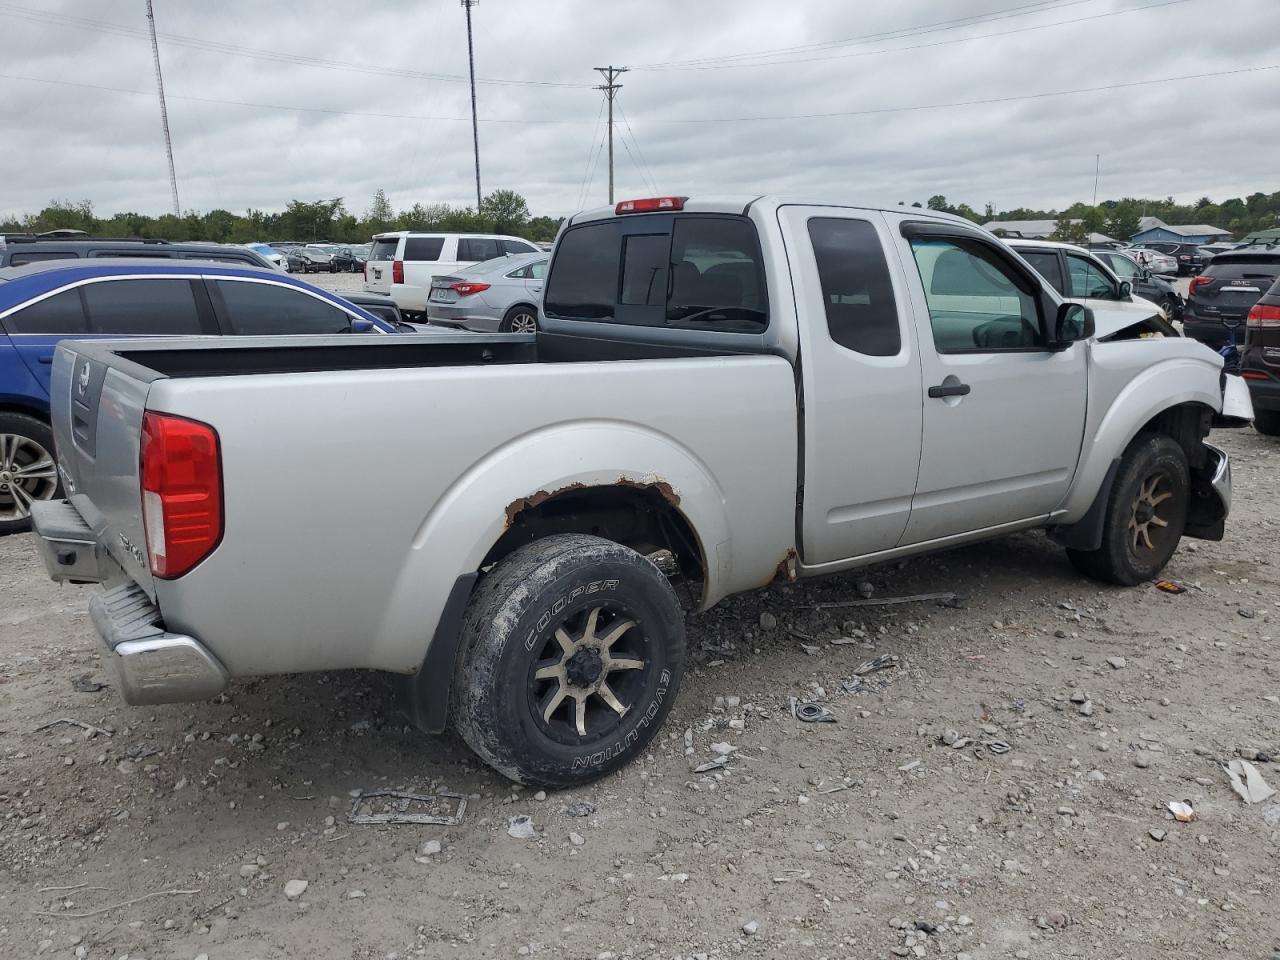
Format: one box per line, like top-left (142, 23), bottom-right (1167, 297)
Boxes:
top-left (364, 238), bottom-right (398, 294)
top-left (49, 341), bottom-right (157, 597)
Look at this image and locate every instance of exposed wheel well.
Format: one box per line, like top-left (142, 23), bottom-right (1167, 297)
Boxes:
top-left (504, 302), bottom-right (538, 317)
top-left (1138, 402), bottom-right (1213, 471)
top-left (484, 483), bottom-right (706, 588)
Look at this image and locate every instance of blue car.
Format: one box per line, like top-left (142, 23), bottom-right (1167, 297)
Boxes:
top-left (0, 258), bottom-right (394, 533)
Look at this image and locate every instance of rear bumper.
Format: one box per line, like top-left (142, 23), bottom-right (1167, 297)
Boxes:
top-left (89, 582), bottom-right (229, 705)
top-left (30, 499), bottom-right (228, 705)
top-left (1183, 318), bottom-right (1246, 345)
top-left (424, 303), bottom-right (501, 331)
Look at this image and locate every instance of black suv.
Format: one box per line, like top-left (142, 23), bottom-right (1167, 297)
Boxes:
top-left (1183, 249), bottom-right (1280, 346)
top-left (0, 236), bottom-right (273, 270)
top-left (1241, 273), bottom-right (1280, 437)
top-left (1132, 241), bottom-right (1206, 276)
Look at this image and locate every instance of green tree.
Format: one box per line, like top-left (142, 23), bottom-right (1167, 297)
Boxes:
top-left (1049, 219), bottom-right (1089, 244)
top-left (527, 215), bottom-right (561, 241)
top-left (480, 189), bottom-right (530, 234)
top-left (926, 195), bottom-right (949, 212)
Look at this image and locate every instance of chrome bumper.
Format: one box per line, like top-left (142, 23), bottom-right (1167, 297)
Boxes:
top-left (1204, 442), bottom-right (1231, 517)
top-left (89, 582), bottom-right (229, 705)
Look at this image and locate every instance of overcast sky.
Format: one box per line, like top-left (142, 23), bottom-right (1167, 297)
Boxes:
top-left (1, 0), bottom-right (1278, 221)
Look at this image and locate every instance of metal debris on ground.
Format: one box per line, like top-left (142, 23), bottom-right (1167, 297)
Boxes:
top-left (1167, 800), bottom-right (1195, 823)
top-left (71, 673), bottom-right (106, 693)
top-left (693, 756), bottom-right (732, 773)
top-left (506, 815), bottom-right (536, 840)
top-left (1224, 759), bottom-right (1276, 804)
top-left (984, 739), bottom-right (1011, 755)
top-left (802, 592), bottom-right (956, 611)
top-left (1153, 578), bottom-right (1187, 594)
top-left (791, 700), bottom-right (836, 723)
top-left (854, 654), bottom-right (899, 676)
top-left (347, 790), bottom-right (467, 826)
top-left (33, 717), bottom-right (112, 738)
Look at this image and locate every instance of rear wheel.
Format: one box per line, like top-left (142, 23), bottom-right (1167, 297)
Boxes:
top-left (1067, 433), bottom-right (1189, 585)
top-left (450, 534), bottom-right (685, 788)
top-left (500, 305), bottom-right (539, 334)
top-left (1255, 410), bottom-right (1280, 437)
top-left (0, 413), bottom-right (61, 536)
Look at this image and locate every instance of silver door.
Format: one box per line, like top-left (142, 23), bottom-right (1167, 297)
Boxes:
top-left (779, 205), bottom-right (924, 564)
top-left (892, 220), bottom-right (1088, 544)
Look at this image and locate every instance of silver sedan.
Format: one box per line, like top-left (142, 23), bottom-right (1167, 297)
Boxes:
top-left (425, 253), bottom-right (546, 332)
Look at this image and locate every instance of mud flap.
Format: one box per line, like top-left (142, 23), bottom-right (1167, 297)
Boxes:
top-left (1047, 458), bottom-right (1120, 552)
top-left (395, 573), bottom-right (479, 735)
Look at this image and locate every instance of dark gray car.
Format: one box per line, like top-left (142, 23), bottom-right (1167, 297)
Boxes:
top-left (425, 253), bottom-right (546, 332)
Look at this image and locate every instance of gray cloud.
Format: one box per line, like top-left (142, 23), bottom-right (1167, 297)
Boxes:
top-left (0, 0), bottom-right (1277, 221)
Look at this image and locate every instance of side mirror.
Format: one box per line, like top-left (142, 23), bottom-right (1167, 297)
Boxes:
top-left (348, 318), bottom-right (376, 333)
top-left (1053, 302), bottom-right (1094, 346)
top-left (1118, 280), bottom-right (1132, 300)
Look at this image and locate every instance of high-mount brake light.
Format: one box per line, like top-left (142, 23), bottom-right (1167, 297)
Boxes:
top-left (615, 196), bottom-right (687, 215)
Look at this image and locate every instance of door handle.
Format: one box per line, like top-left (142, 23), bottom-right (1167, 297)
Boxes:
top-left (38, 356), bottom-right (54, 364)
top-left (927, 382), bottom-right (971, 399)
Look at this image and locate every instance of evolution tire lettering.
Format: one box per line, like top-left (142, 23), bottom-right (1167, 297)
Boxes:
top-left (571, 668), bottom-right (671, 770)
top-left (522, 579), bottom-right (620, 651)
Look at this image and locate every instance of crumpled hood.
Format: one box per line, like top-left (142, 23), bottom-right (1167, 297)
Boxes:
top-left (1089, 296), bottom-right (1170, 340)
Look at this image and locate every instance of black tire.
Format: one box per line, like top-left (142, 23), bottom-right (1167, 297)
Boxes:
top-left (1067, 433), bottom-right (1189, 586)
top-left (1255, 410), bottom-right (1280, 437)
top-left (499, 304), bottom-right (539, 334)
top-left (0, 412), bottom-right (62, 536)
top-left (450, 533), bottom-right (685, 788)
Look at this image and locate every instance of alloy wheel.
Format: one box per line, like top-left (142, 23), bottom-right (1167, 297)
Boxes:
top-left (0, 433), bottom-right (58, 521)
top-left (1128, 471), bottom-right (1175, 554)
top-left (510, 312), bottom-right (538, 334)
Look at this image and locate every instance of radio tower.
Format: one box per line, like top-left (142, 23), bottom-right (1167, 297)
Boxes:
top-left (145, 0), bottom-right (180, 217)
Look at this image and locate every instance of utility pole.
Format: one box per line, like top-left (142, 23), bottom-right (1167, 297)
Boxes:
top-left (144, 0), bottom-right (180, 217)
top-left (1092, 154), bottom-right (1100, 207)
top-left (594, 66), bottom-right (628, 204)
top-left (462, 0), bottom-right (482, 214)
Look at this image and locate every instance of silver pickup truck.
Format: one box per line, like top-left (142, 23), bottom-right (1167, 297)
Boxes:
top-left (30, 196), bottom-right (1251, 788)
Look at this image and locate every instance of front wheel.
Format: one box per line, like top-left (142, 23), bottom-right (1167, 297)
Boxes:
top-left (1255, 410), bottom-right (1280, 437)
top-left (450, 534), bottom-right (685, 788)
top-left (0, 413), bottom-right (62, 535)
top-left (1067, 433), bottom-right (1189, 585)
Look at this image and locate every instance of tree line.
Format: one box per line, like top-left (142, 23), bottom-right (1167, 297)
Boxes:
top-left (4, 187), bottom-right (1279, 246)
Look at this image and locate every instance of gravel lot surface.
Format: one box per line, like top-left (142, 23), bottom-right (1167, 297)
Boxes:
top-left (1, 415), bottom-right (1277, 956)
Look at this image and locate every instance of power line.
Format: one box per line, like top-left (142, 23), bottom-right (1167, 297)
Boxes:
top-left (634, 0), bottom-right (1095, 68)
top-left (576, 98), bottom-right (608, 209)
top-left (0, 2), bottom-right (587, 89)
top-left (578, 121), bottom-right (609, 210)
top-left (633, 0), bottom-right (1197, 72)
top-left (144, 0), bottom-right (179, 218)
top-left (615, 97), bottom-right (658, 194)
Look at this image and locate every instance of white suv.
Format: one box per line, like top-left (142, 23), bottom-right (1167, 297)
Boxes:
top-left (364, 232), bottom-right (541, 315)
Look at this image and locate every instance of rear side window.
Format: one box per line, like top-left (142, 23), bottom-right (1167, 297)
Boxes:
top-left (668, 217), bottom-right (767, 330)
top-left (369, 238), bottom-right (400, 261)
top-left (1018, 250), bottom-right (1065, 295)
top-left (808, 218), bottom-right (900, 356)
top-left (83, 279), bottom-right (203, 335)
top-left (403, 237), bottom-right (444, 262)
top-left (502, 239), bottom-right (537, 255)
top-left (458, 237), bottom-right (501, 262)
top-left (544, 222), bottom-right (621, 321)
top-left (1204, 257), bottom-right (1280, 281)
top-left (213, 280), bottom-right (351, 335)
top-left (7, 251), bottom-right (79, 266)
top-left (3, 288), bottom-right (89, 334)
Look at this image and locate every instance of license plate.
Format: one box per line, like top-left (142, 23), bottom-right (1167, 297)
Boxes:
top-left (429, 289), bottom-right (451, 302)
top-left (372, 268), bottom-right (381, 279)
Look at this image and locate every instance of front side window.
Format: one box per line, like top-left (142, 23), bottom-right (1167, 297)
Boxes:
top-left (1018, 250), bottom-right (1065, 295)
top-left (1102, 253), bottom-right (1140, 281)
top-left (83, 278), bottom-right (203, 335)
top-left (908, 236), bottom-right (1042, 352)
top-left (1067, 254), bottom-right (1116, 299)
top-left (214, 280), bottom-right (352, 335)
top-left (458, 237), bottom-right (501, 262)
top-left (2, 288), bottom-right (88, 334)
top-left (808, 217), bottom-right (900, 356)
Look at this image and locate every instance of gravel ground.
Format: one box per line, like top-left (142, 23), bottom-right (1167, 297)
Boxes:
top-left (2, 427), bottom-right (1278, 960)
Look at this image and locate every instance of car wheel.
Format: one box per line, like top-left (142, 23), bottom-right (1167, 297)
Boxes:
top-left (1158, 295), bottom-right (1177, 317)
top-left (1254, 410), bottom-right (1280, 437)
top-left (500, 305), bottom-right (539, 334)
top-left (0, 413), bottom-right (61, 536)
top-left (1067, 433), bottom-right (1189, 586)
top-left (450, 533), bottom-right (686, 788)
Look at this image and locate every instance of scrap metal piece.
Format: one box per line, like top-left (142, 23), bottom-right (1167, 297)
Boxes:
top-left (794, 702), bottom-right (836, 723)
top-left (853, 654), bottom-right (900, 676)
top-left (347, 789), bottom-right (467, 826)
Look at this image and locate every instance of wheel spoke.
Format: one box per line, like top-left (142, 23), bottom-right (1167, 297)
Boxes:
top-left (541, 685), bottom-right (568, 724)
top-left (554, 627), bottom-right (575, 657)
top-left (1150, 516), bottom-right (1169, 529)
top-left (0, 434), bottom-right (14, 471)
top-left (534, 661), bottom-right (564, 681)
top-left (1138, 526), bottom-right (1154, 550)
top-left (9, 482), bottom-right (34, 517)
top-left (597, 618), bottom-right (635, 650)
top-left (596, 681), bottom-right (629, 717)
top-left (573, 695), bottom-right (588, 737)
top-left (606, 655), bottom-right (645, 672)
top-left (15, 458), bottom-right (55, 480)
top-left (581, 607), bottom-right (602, 644)
top-left (1148, 491), bottom-right (1173, 507)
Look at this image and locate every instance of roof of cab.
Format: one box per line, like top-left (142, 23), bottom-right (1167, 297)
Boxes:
top-left (567, 195), bottom-right (981, 230)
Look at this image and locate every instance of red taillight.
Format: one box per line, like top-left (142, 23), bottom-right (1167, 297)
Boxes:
top-left (1247, 303), bottom-right (1280, 327)
top-left (392, 260), bottom-right (404, 284)
top-left (1188, 276), bottom-right (1216, 296)
top-left (616, 196), bottom-right (687, 214)
top-left (140, 412), bottom-right (223, 579)
top-left (1241, 371), bottom-right (1269, 380)
top-left (449, 281), bottom-right (491, 296)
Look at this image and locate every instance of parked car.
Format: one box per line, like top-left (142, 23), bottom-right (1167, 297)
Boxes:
top-left (295, 246), bottom-right (337, 273)
top-left (1133, 241), bottom-right (1205, 276)
top-left (1242, 274), bottom-right (1280, 436)
top-left (332, 244), bottom-right (371, 273)
top-left (341, 291), bottom-right (415, 331)
top-left (1183, 249), bottom-right (1280, 346)
top-left (364, 232), bottom-right (542, 317)
top-left (1127, 246), bottom-right (1179, 276)
top-left (0, 259), bottom-right (394, 533)
top-left (0, 236), bottom-right (274, 270)
top-left (426, 253), bottom-right (546, 332)
top-left (29, 195), bottom-right (1250, 789)
top-left (1091, 249), bottom-right (1184, 319)
top-left (1005, 240), bottom-right (1175, 330)
top-left (244, 242), bottom-right (288, 272)
top-left (282, 247), bottom-right (307, 273)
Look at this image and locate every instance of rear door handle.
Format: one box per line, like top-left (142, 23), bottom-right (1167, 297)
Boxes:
top-left (928, 382), bottom-right (971, 398)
